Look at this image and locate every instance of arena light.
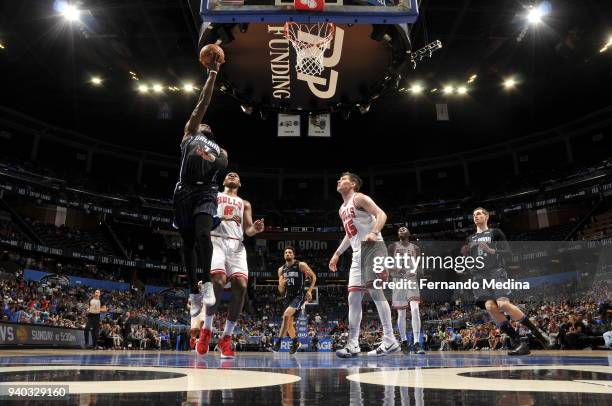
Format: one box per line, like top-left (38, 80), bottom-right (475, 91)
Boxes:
top-left (183, 83), bottom-right (195, 93)
top-left (430, 88), bottom-right (438, 93)
top-left (467, 74), bottom-right (477, 83)
top-left (0, 42), bottom-right (5, 50)
top-left (456, 86), bottom-right (468, 95)
top-left (443, 86), bottom-right (454, 95)
top-left (600, 36), bottom-right (612, 53)
top-left (90, 77), bottom-right (102, 86)
top-left (503, 77), bottom-right (517, 90)
top-left (240, 105), bottom-right (254, 115)
top-left (138, 84), bottom-right (149, 93)
top-left (526, 2), bottom-right (550, 25)
top-left (152, 84), bottom-right (163, 93)
top-left (59, 2), bottom-right (81, 22)
top-left (409, 83), bottom-right (424, 95)
top-left (358, 104), bottom-right (371, 115)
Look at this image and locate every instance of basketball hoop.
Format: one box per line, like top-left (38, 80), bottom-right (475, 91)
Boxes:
top-left (284, 22), bottom-right (335, 76)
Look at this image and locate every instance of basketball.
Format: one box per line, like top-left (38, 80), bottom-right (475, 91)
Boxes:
top-left (199, 44), bottom-right (225, 68)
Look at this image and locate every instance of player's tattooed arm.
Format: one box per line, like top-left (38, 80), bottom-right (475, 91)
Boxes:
top-left (184, 54), bottom-right (221, 137)
top-left (354, 193), bottom-right (387, 240)
top-left (242, 200), bottom-right (265, 237)
top-left (300, 262), bottom-right (317, 302)
top-left (277, 267), bottom-right (287, 294)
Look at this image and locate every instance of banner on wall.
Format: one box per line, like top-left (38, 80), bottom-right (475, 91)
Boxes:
top-left (0, 322), bottom-right (85, 348)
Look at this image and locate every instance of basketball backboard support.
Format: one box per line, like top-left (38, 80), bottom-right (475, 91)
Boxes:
top-left (200, 0), bottom-right (419, 24)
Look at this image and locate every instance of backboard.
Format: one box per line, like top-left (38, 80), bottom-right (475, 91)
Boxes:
top-left (200, 0), bottom-right (419, 24)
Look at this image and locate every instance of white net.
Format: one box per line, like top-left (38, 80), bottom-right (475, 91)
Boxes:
top-left (284, 22), bottom-right (335, 76)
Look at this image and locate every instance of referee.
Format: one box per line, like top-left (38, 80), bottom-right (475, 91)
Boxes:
top-left (84, 289), bottom-right (107, 349)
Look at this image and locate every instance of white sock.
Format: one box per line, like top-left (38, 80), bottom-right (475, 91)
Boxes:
top-left (348, 291), bottom-right (363, 344)
top-left (397, 308), bottom-right (407, 342)
top-left (223, 320), bottom-right (236, 337)
top-left (204, 315), bottom-right (214, 330)
top-left (410, 301), bottom-right (421, 344)
top-left (370, 289), bottom-right (394, 342)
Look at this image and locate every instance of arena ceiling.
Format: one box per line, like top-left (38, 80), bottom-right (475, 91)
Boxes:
top-left (0, 0), bottom-right (610, 169)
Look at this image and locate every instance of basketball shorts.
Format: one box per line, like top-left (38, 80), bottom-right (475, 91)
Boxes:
top-left (285, 294), bottom-right (306, 311)
top-left (210, 236), bottom-right (248, 281)
top-left (472, 267), bottom-right (511, 309)
top-left (348, 241), bottom-right (388, 292)
top-left (173, 184), bottom-right (219, 233)
top-left (391, 273), bottom-right (420, 309)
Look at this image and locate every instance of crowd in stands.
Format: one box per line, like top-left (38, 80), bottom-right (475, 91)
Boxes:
top-left (0, 253), bottom-right (610, 352)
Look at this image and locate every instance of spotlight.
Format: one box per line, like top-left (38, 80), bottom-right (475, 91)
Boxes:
top-left (467, 74), bottom-right (477, 83)
top-left (138, 84), bottom-right (149, 93)
top-left (183, 84), bottom-right (195, 93)
top-left (503, 78), bottom-right (517, 89)
top-left (90, 77), bottom-right (102, 86)
top-left (443, 86), bottom-right (454, 95)
top-left (61, 3), bottom-right (81, 22)
top-left (240, 105), bottom-right (254, 115)
top-left (358, 104), bottom-right (371, 115)
top-left (152, 84), bottom-right (163, 93)
top-left (430, 88), bottom-right (438, 93)
top-left (456, 86), bottom-right (467, 95)
top-left (0, 42), bottom-right (5, 50)
top-left (600, 36), bottom-right (612, 53)
top-left (409, 83), bottom-right (424, 94)
top-left (526, 3), bottom-right (550, 25)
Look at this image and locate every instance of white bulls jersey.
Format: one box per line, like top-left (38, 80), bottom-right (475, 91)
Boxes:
top-left (388, 241), bottom-right (418, 274)
top-left (214, 192), bottom-right (244, 241)
top-left (339, 193), bottom-right (383, 251)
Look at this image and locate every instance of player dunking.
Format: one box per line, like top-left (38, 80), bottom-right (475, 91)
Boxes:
top-left (388, 227), bottom-right (425, 355)
top-left (195, 172), bottom-right (265, 358)
top-left (273, 247), bottom-right (317, 354)
top-left (329, 172), bottom-right (400, 357)
top-left (174, 54), bottom-right (228, 341)
top-left (464, 207), bottom-right (551, 356)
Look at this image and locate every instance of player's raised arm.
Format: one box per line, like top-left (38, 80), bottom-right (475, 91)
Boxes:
top-left (354, 193), bottom-right (387, 239)
top-left (299, 262), bottom-right (317, 302)
top-left (184, 54), bottom-right (221, 137)
top-left (242, 200), bottom-right (265, 237)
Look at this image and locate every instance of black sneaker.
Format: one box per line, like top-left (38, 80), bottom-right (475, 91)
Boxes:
top-left (412, 342), bottom-right (425, 355)
top-left (400, 340), bottom-right (411, 355)
top-left (508, 337), bottom-right (531, 356)
top-left (289, 339), bottom-right (301, 355)
top-left (272, 340), bottom-right (281, 353)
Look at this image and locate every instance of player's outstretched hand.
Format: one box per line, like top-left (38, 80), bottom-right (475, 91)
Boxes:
top-left (329, 254), bottom-right (339, 272)
top-left (305, 291), bottom-right (313, 303)
top-left (209, 53), bottom-right (222, 74)
top-left (253, 219), bottom-right (265, 233)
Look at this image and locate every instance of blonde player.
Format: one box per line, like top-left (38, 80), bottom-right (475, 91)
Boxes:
top-left (329, 172), bottom-right (400, 357)
top-left (196, 172), bottom-right (264, 358)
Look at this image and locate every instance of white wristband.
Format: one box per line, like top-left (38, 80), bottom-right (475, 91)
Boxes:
top-left (209, 70), bottom-right (218, 75)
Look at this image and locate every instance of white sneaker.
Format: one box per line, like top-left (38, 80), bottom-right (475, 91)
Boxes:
top-left (201, 281), bottom-right (216, 307)
top-left (336, 341), bottom-right (360, 358)
top-left (189, 293), bottom-right (203, 317)
top-left (367, 339), bottom-right (400, 357)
